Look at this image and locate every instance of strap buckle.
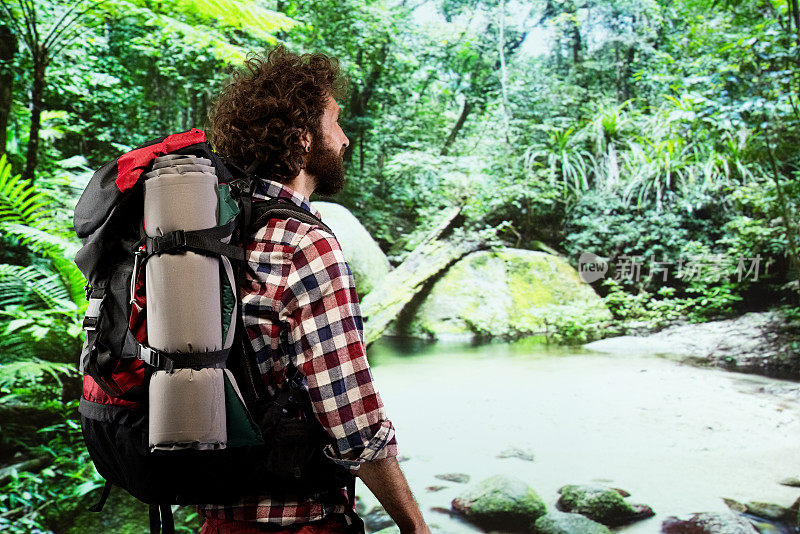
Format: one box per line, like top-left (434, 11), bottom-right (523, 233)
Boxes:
top-left (139, 346), bottom-right (160, 369)
top-left (82, 289), bottom-right (106, 331)
top-left (138, 346), bottom-right (174, 371)
top-left (150, 230), bottom-right (187, 255)
top-left (228, 177), bottom-right (251, 195)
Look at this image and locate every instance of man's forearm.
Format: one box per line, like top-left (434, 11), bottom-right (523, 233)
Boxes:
top-left (355, 456), bottom-right (430, 534)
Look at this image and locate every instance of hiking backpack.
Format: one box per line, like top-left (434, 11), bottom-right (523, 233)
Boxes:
top-left (73, 128), bottom-right (358, 533)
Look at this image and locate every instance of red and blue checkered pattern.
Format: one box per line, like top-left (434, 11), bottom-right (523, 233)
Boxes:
top-left (197, 178), bottom-right (397, 527)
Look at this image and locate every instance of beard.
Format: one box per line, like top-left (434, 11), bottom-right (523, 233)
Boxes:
top-left (305, 137), bottom-right (346, 196)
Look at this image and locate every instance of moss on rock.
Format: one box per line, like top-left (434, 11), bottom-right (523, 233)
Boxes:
top-left (557, 484), bottom-right (654, 527)
top-left (451, 474), bottom-right (547, 532)
top-left (398, 249), bottom-right (610, 340)
top-left (534, 510), bottom-right (613, 534)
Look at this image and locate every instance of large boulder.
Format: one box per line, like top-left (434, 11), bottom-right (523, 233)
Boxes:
top-left (584, 310), bottom-right (800, 379)
top-left (312, 201), bottom-right (390, 297)
top-left (534, 511), bottom-right (613, 534)
top-left (394, 249), bottom-right (610, 341)
top-left (451, 474), bottom-right (547, 532)
top-left (556, 484), bottom-right (654, 527)
top-left (661, 512), bottom-right (759, 533)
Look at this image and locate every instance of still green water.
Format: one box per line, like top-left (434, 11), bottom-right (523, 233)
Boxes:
top-left (361, 337), bottom-right (800, 533)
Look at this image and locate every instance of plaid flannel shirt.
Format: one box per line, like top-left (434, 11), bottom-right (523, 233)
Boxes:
top-left (197, 178), bottom-right (398, 526)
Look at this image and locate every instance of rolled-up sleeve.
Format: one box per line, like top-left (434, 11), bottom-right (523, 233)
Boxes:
top-left (279, 227), bottom-right (398, 472)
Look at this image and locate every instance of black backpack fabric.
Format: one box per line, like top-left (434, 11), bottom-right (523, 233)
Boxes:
top-left (73, 129), bottom-right (360, 532)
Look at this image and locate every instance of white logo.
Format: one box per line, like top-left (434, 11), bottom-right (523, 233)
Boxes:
top-left (578, 252), bottom-right (608, 283)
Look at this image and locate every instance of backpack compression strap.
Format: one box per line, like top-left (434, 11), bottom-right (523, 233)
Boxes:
top-left (141, 218), bottom-right (245, 263)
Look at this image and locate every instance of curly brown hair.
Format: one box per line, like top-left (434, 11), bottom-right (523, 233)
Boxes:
top-left (208, 44), bottom-right (348, 182)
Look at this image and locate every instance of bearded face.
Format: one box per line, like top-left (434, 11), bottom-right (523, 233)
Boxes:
top-left (304, 132), bottom-right (346, 196)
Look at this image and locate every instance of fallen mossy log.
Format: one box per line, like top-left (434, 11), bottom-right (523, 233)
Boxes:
top-left (0, 404), bottom-right (64, 432)
top-left (0, 456), bottom-right (52, 486)
top-left (361, 215), bottom-right (495, 346)
top-left (388, 206), bottom-right (464, 263)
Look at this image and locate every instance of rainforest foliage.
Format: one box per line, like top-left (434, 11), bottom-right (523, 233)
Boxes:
top-left (1, 0), bottom-right (800, 530)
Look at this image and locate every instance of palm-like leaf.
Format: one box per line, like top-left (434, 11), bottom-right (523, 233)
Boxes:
top-left (108, 0), bottom-right (298, 62)
top-left (0, 359), bottom-right (76, 392)
top-left (51, 256), bottom-right (87, 308)
top-left (1, 223), bottom-right (81, 261)
top-left (0, 155), bottom-right (53, 226)
top-left (590, 99), bottom-right (634, 154)
top-left (171, 0), bottom-right (296, 41)
top-left (0, 264), bottom-right (76, 310)
top-left (522, 125), bottom-right (594, 199)
top-left (614, 94), bottom-right (759, 209)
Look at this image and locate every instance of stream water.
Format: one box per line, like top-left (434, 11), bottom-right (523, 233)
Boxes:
top-left (357, 337), bottom-right (800, 533)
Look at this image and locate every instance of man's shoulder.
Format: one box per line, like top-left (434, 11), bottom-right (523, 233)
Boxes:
top-left (292, 222), bottom-right (348, 269)
top-left (252, 214), bottom-right (343, 259)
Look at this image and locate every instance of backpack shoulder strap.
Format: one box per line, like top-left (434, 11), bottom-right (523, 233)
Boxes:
top-left (250, 198), bottom-right (335, 237)
top-left (232, 196), bottom-right (335, 407)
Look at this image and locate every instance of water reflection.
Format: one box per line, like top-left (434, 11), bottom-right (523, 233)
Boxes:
top-left (361, 337), bottom-right (800, 533)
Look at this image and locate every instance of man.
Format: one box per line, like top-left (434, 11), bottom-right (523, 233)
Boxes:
top-left (200, 45), bottom-right (430, 534)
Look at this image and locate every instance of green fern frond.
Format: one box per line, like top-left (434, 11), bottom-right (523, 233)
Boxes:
top-left (1, 223), bottom-right (81, 261)
top-left (149, 15), bottom-right (249, 62)
top-left (0, 359), bottom-right (76, 391)
top-left (0, 306), bottom-right (83, 363)
top-left (51, 256), bottom-right (87, 307)
top-left (0, 329), bottom-right (38, 361)
top-left (0, 155), bottom-right (53, 226)
top-left (0, 264), bottom-right (75, 310)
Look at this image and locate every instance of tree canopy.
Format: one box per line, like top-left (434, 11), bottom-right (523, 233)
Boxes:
top-left (2, 0), bottom-right (800, 529)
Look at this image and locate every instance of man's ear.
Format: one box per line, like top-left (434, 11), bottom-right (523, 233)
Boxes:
top-left (301, 129), bottom-right (312, 152)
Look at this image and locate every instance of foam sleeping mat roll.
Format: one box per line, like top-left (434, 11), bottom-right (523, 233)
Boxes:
top-left (144, 155), bottom-right (227, 451)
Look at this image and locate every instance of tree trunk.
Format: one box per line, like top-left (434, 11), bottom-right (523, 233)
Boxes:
top-left (497, 0), bottom-right (511, 146)
top-left (767, 137), bottom-right (800, 292)
top-left (0, 26), bottom-right (16, 154)
top-left (571, 21), bottom-right (582, 65)
top-left (614, 40), bottom-right (621, 103)
top-left (24, 50), bottom-right (46, 183)
top-left (344, 41), bottom-right (389, 167)
top-left (621, 45), bottom-right (636, 101)
top-left (441, 98), bottom-right (473, 156)
top-left (361, 207), bottom-right (493, 345)
top-left (553, 32), bottom-right (562, 70)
